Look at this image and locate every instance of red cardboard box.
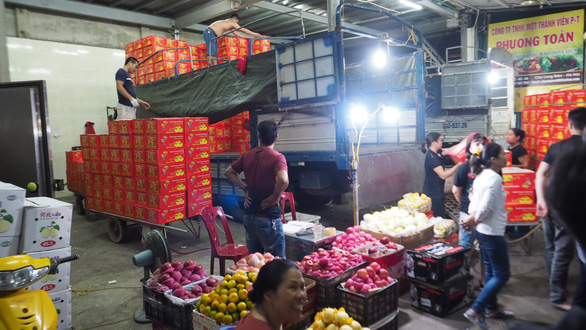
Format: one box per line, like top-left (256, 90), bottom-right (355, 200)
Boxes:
top-left (124, 190), bottom-right (137, 205)
top-left (120, 149), bottom-right (134, 163)
top-left (536, 108), bottom-right (551, 124)
top-left (121, 163), bottom-right (134, 177)
top-left (135, 206), bottom-right (147, 221)
top-left (103, 200), bottom-right (114, 213)
top-left (145, 73), bottom-right (155, 83)
top-left (147, 164), bottom-right (186, 181)
top-left (138, 76), bottom-right (145, 85)
top-left (526, 136), bottom-right (536, 151)
top-left (536, 138), bottom-right (551, 154)
top-left (147, 178), bottom-right (187, 195)
top-left (526, 123), bottom-right (536, 137)
top-left (141, 36), bottom-right (166, 48)
top-left (85, 186), bottom-right (95, 198)
top-left (90, 162), bottom-right (101, 174)
top-left (118, 120), bottom-right (132, 134)
top-left (550, 124), bottom-right (569, 141)
top-left (184, 117), bottom-right (209, 133)
top-left (111, 162), bottom-right (122, 176)
top-left (113, 189), bottom-right (124, 201)
top-left (133, 135), bottom-right (146, 149)
top-left (132, 119), bottom-right (145, 134)
top-left (100, 148), bottom-right (110, 162)
top-left (154, 60), bottom-right (175, 72)
top-left (102, 187), bottom-right (113, 201)
top-left (109, 149), bottom-right (121, 162)
top-left (187, 196), bottom-right (213, 217)
top-left (84, 173), bottom-right (94, 186)
top-left (521, 109), bottom-right (530, 123)
top-left (536, 124), bottom-right (551, 139)
top-left (136, 178), bottom-right (147, 192)
top-left (186, 160), bottom-right (211, 175)
top-left (185, 132), bottom-right (211, 146)
top-left (81, 148), bottom-right (91, 161)
top-left (145, 149), bottom-right (186, 165)
top-left (148, 192), bottom-right (187, 210)
top-left (133, 149), bottom-right (146, 164)
top-left (103, 175), bottom-right (113, 187)
top-left (502, 167), bottom-right (535, 190)
top-left (113, 175), bottom-right (125, 189)
top-left (83, 160), bottom-right (91, 173)
top-left (505, 190), bottom-right (536, 206)
top-left (537, 93), bottom-right (551, 106)
top-left (187, 173), bottom-right (212, 190)
top-left (109, 135), bottom-right (120, 148)
top-left (98, 135), bottom-right (109, 148)
top-left (93, 174), bottom-right (103, 187)
top-left (506, 205), bottom-right (538, 223)
top-left (135, 164), bottom-right (147, 178)
top-left (108, 121), bottom-right (119, 134)
top-left (550, 91), bottom-right (570, 105)
top-left (120, 135), bottom-right (133, 149)
top-left (123, 177), bottom-right (135, 191)
top-left (155, 72), bottom-right (166, 81)
top-left (145, 118), bottom-right (185, 135)
top-left (569, 90), bottom-right (586, 105)
top-left (113, 202), bottom-right (124, 216)
top-left (188, 187), bottom-right (213, 203)
top-left (188, 135), bottom-right (209, 147)
top-left (123, 204), bottom-right (135, 218)
top-left (251, 39), bottom-right (270, 47)
top-left (551, 107), bottom-right (569, 125)
top-left (529, 108), bottom-right (537, 122)
top-left (145, 134), bottom-right (185, 149)
top-left (185, 147), bottom-right (211, 161)
top-left (146, 206), bottom-right (186, 224)
top-left (136, 192), bottom-right (148, 206)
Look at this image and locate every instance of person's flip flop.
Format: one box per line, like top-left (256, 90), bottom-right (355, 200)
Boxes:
top-left (552, 302), bottom-right (572, 311)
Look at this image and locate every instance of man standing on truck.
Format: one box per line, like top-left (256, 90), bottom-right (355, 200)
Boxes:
top-left (203, 14), bottom-right (263, 65)
top-left (115, 57), bottom-right (150, 120)
top-left (224, 120), bottom-right (289, 258)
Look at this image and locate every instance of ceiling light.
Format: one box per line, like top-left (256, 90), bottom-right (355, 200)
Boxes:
top-left (399, 0), bottom-right (422, 11)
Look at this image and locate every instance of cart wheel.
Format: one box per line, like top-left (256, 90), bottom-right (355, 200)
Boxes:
top-left (107, 219), bottom-right (128, 243)
top-left (76, 194), bottom-right (86, 216)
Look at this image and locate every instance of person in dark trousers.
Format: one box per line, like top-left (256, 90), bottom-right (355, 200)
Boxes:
top-left (115, 57), bottom-right (150, 120)
top-left (203, 13), bottom-right (262, 65)
top-left (461, 143), bottom-right (512, 330)
top-left (536, 107), bottom-right (586, 311)
top-left (224, 120), bottom-right (289, 258)
top-left (421, 132), bottom-right (460, 218)
top-left (506, 128), bottom-right (529, 168)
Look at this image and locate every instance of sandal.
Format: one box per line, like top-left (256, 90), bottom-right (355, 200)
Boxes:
top-left (464, 308), bottom-right (490, 329)
top-left (552, 302), bottom-right (572, 311)
top-left (485, 309), bottom-right (514, 319)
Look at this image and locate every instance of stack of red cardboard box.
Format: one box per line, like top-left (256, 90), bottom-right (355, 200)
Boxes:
top-left (184, 118), bottom-right (213, 217)
top-left (250, 39), bottom-right (271, 55)
top-left (503, 167), bottom-right (537, 223)
top-left (79, 117), bottom-right (212, 224)
top-left (522, 89), bottom-right (586, 170)
top-left (208, 112), bottom-right (251, 155)
top-left (65, 150), bottom-right (84, 194)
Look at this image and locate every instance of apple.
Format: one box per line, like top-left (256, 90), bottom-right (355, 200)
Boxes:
top-left (172, 260), bottom-right (184, 272)
top-left (379, 269), bottom-right (389, 279)
top-left (206, 277), bottom-right (218, 287)
top-left (357, 269), bottom-right (368, 279)
top-left (367, 247), bottom-right (378, 255)
top-left (380, 237), bottom-right (390, 245)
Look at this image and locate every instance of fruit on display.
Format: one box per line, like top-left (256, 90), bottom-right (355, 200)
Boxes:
top-left (433, 219), bottom-right (458, 239)
top-left (361, 207), bottom-right (433, 236)
top-left (228, 252), bottom-right (279, 273)
top-left (331, 226), bottom-right (377, 252)
top-left (146, 259), bottom-right (207, 292)
top-left (296, 248), bottom-right (363, 278)
top-left (195, 270), bottom-right (256, 325)
top-left (343, 262), bottom-right (395, 295)
top-left (307, 307), bottom-right (371, 330)
top-left (353, 239), bottom-right (401, 258)
top-left (397, 192), bottom-right (432, 214)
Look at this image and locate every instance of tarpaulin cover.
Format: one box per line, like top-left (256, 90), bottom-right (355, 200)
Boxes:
top-left (136, 52), bottom-right (277, 124)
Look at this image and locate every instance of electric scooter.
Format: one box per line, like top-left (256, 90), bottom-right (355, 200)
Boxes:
top-left (0, 254), bottom-right (79, 330)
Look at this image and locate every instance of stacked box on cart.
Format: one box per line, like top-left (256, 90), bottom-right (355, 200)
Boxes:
top-left (406, 242), bottom-right (469, 286)
top-left (409, 275), bottom-right (475, 317)
top-left (184, 117), bottom-right (212, 217)
top-left (19, 197), bottom-right (72, 254)
top-left (49, 287), bottom-right (72, 330)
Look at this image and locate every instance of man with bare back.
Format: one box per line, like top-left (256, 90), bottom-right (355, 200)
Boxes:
top-left (203, 13), bottom-right (263, 65)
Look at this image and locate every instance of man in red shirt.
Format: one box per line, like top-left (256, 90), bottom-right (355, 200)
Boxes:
top-left (224, 120), bottom-right (289, 258)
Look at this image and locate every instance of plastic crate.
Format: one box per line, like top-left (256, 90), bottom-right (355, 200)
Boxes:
top-left (304, 262), bottom-right (366, 308)
top-left (367, 309), bottom-right (399, 330)
top-left (144, 284), bottom-right (194, 330)
top-left (337, 280), bottom-right (399, 325)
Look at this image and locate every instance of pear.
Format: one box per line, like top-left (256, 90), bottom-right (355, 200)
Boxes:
top-left (40, 227), bottom-right (50, 238)
top-left (0, 219), bottom-right (11, 233)
top-left (50, 228), bottom-right (59, 237)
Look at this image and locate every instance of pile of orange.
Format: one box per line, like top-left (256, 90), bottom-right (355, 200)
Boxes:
top-left (195, 270), bottom-right (256, 325)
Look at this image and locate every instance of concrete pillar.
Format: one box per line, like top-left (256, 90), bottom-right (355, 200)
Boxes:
top-left (327, 0), bottom-right (340, 32)
top-left (0, 0), bottom-right (10, 82)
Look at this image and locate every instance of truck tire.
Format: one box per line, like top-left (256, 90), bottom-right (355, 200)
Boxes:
top-left (294, 187), bottom-right (333, 208)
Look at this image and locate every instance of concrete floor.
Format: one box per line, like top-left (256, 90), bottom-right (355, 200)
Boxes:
top-left (66, 194), bottom-right (580, 330)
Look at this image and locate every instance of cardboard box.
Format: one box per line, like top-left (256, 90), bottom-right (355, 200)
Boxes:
top-left (112, 176), bottom-right (125, 189)
top-left (102, 175), bottom-right (113, 187)
top-left (550, 91), bottom-right (570, 105)
top-left (103, 200), bottom-right (114, 213)
top-left (120, 149), bottom-right (134, 164)
top-left (49, 288), bottom-right (73, 330)
top-left (136, 178), bottom-right (148, 192)
top-left (550, 124), bottom-right (569, 141)
top-left (133, 149), bottom-right (146, 164)
top-left (102, 187), bottom-right (113, 201)
top-left (121, 163), bottom-right (134, 177)
top-left (187, 187), bottom-right (212, 203)
top-left (186, 160), bottom-right (212, 176)
top-left (119, 135), bottom-right (133, 149)
top-left (107, 121), bottom-right (119, 134)
top-left (146, 148), bottom-right (186, 165)
top-left (113, 189), bottom-right (124, 201)
top-left (148, 192), bottom-right (187, 210)
top-left (19, 198), bottom-right (72, 253)
top-left (132, 119), bottom-right (145, 134)
top-left (187, 173), bottom-right (212, 190)
top-left (406, 242), bottom-right (470, 285)
top-left (187, 195), bottom-right (213, 217)
top-left (192, 310), bottom-right (222, 330)
top-left (536, 138), bottom-right (551, 154)
top-left (569, 89), bottom-right (586, 105)
top-left (122, 177), bottom-right (135, 191)
top-left (146, 207), bottom-right (187, 224)
top-left (505, 190), bottom-right (536, 206)
top-left (409, 275), bottom-right (475, 317)
top-left (536, 124), bottom-right (551, 139)
top-left (185, 147), bottom-right (211, 161)
top-left (27, 246), bottom-right (71, 293)
top-left (145, 118), bottom-right (185, 135)
top-left (135, 206), bottom-right (147, 221)
top-left (536, 108), bottom-right (551, 124)
top-left (146, 134), bottom-right (185, 149)
top-left (502, 167), bottom-right (535, 190)
top-left (136, 192), bottom-right (148, 206)
top-left (135, 164), bottom-right (147, 178)
top-left (185, 132), bottom-right (212, 146)
top-left (506, 205), bottom-right (538, 223)
top-left (93, 174), bottom-right (103, 187)
top-left (148, 178), bottom-right (188, 195)
top-left (113, 202), bottom-right (124, 216)
top-left (0, 182), bottom-right (26, 237)
top-left (133, 134), bottom-right (146, 149)
top-left (526, 136), bottom-right (536, 151)
top-left (0, 235), bottom-right (19, 258)
top-left (147, 164), bottom-right (186, 181)
top-left (184, 117), bottom-right (209, 133)
top-left (110, 163), bottom-right (121, 176)
top-left (99, 148), bottom-right (110, 162)
top-left (551, 107), bottom-right (569, 125)
top-left (117, 120), bottom-right (132, 134)
top-left (108, 135), bottom-right (120, 148)
top-left (123, 204), bottom-right (135, 218)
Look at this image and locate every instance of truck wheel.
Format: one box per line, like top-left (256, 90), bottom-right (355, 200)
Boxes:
top-left (107, 219), bottom-right (128, 243)
top-left (294, 188), bottom-right (333, 208)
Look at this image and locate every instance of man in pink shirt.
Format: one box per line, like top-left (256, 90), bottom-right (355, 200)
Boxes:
top-left (224, 120), bottom-right (289, 258)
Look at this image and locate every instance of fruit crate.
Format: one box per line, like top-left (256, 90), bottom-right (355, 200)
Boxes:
top-left (367, 309), bottom-right (399, 330)
top-left (303, 262), bottom-right (366, 308)
top-left (337, 280), bottom-right (399, 325)
top-left (352, 243), bottom-right (405, 270)
top-left (143, 284), bottom-right (194, 330)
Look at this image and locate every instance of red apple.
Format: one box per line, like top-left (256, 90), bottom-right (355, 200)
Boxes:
top-left (379, 269), bottom-right (389, 279)
top-left (357, 269), bottom-right (368, 279)
top-left (370, 262), bottom-right (381, 272)
top-left (380, 237), bottom-right (390, 245)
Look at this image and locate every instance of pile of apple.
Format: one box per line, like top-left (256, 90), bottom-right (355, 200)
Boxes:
top-left (146, 259), bottom-right (206, 292)
top-left (228, 252), bottom-right (279, 273)
top-left (172, 276), bottom-right (220, 300)
top-left (296, 248), bottom-right (363, 279)
top-left (308, 307), bottom-right (370, 330)
top-left (331, 226), bottom-right (377, 252)
top-left (343, 262), bottom-right (395, 295)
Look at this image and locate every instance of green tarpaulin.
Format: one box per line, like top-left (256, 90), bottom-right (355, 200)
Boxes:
top-left (136, 52), bottom-right (277, 124)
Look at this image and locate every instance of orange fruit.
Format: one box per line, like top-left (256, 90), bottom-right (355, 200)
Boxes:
top-left (215, 312), bottom-right (225, 323)
top-left (228, 292), bottom-right (239, 303)
top-left (227, 302), bottom-right (237, 313)
top-left (237, 302), bottom-right (247, 311)
top-left (240, 310), bottom-right (248, 319)
top-left (218, 303), bottom-right (227, 313)
top-left (223, 314), bottom-right (233, 324)
top-left (238, 289), bottom-right (248, 300)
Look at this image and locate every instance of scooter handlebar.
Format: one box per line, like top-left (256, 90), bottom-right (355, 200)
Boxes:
top-left (58, 254), bottom-right (80, 264)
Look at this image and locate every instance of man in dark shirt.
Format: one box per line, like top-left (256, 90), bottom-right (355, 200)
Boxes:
top-left (536, 107), bottom-right (586, 311)
top-left (115, 57), bottom-right (150, 119)
top-left (224, 120), bottom-right (289, 258)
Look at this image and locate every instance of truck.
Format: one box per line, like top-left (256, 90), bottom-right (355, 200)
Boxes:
top-left (137, 4), bottom-right (429, 219)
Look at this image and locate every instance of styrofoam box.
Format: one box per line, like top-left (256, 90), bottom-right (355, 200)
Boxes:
top-left (49, 287), bottom-right (72, 330)
top-left (27, 246), bottom-right (71, 293)
top-left (0, 181), bottom-right (26, 237)
top-left (20, 197), bottom-right (72, 253)
top-left (0, 235), bottom-right (19, 258)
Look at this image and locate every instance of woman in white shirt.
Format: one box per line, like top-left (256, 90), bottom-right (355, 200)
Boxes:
top-left (461, 143), bottom-right (512, 329)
